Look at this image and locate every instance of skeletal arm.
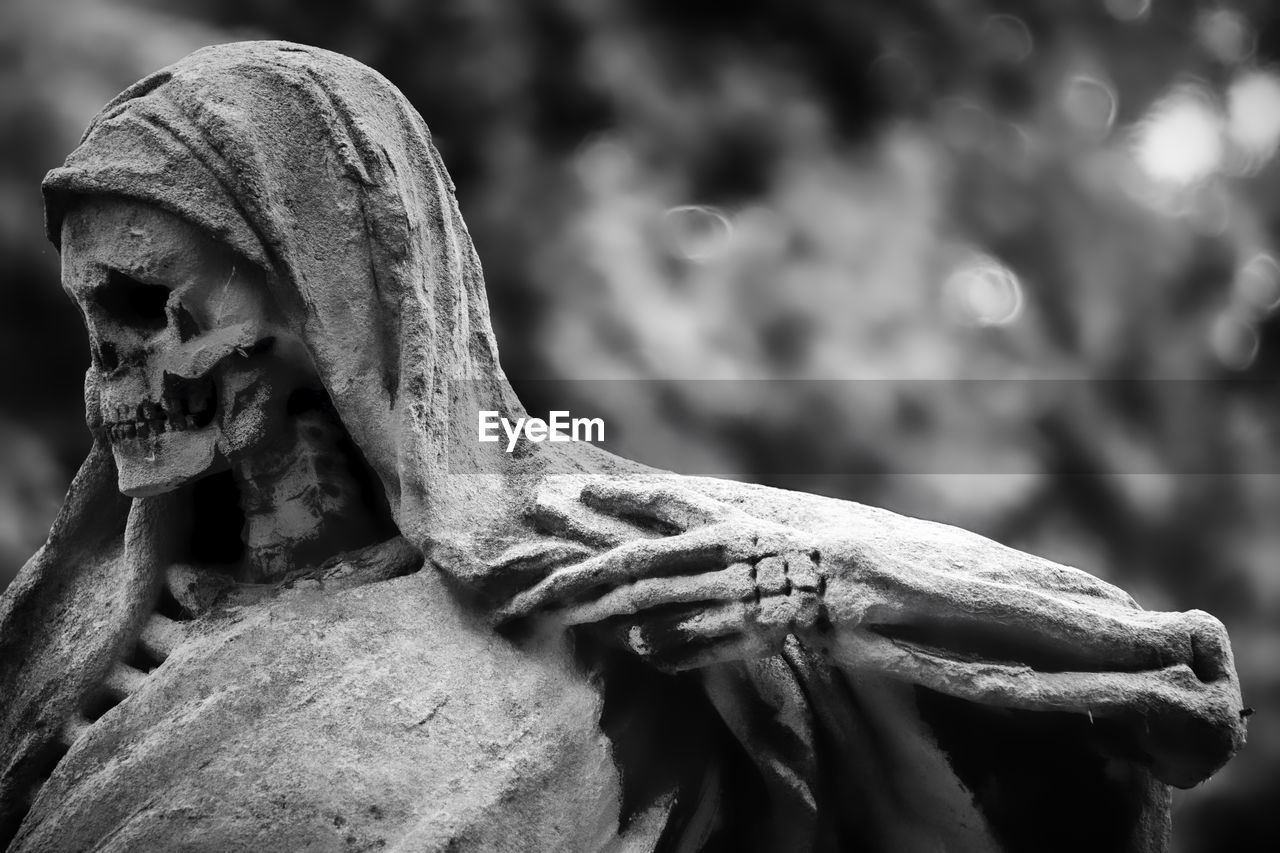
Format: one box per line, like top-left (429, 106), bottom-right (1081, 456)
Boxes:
top-left (477, 476), bottom-right (1245, 789)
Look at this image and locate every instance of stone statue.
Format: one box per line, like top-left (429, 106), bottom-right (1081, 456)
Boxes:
top-left (0, 42), bottom-right (1246, 852)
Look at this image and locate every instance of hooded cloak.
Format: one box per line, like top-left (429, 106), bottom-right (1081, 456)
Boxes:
top-left (0, 41), bottom-right (1192, 852)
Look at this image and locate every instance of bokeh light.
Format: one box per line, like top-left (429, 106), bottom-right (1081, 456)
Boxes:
top-left (1210, 312), bottom-right (1260, 370)
top-left (943, 255), bottom-right (1024, 327)
top-left (1061, 74), bottom-right (1118, 139)
top-left (1197, 9), bottom-right (1255, 65)
top-left (938, 96), bottom-right (992, 150)
top-left (1234, 252), bottom-right (1280, 313)
top-left (869, 49), bottom-right (926, 103)
top-left (1227, 70), bottom-right (1280, 172)
top-left (660, 205), bottom-right (734, 263)
top-left (1104, 0), bottom-right (1151, 23)
top-left (1133, 85), bottom-right (1224, 186)
top-left (981, 14), bottom-right (1033, 65)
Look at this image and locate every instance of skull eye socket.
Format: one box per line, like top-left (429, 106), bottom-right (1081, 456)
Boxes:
top-left (95, 269), bottom-right (170, 333)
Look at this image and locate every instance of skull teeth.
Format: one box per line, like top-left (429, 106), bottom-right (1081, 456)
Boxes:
top-left (102, 386), bottom-right (216, 442)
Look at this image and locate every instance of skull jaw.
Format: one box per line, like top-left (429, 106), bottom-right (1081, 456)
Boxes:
top-left (112, 427), bottom-right (222, 498)
top-left (103, 353), bottom-right (293, 499)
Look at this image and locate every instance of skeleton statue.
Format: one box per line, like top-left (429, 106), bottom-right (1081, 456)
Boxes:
top-left (0, 42), bottom-right (1246, 853)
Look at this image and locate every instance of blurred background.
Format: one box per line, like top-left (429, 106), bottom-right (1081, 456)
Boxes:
top-left (1, 0), bottom-right (1278, 848)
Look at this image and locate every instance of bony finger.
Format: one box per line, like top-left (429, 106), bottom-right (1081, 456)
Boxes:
top-left (554, 566), bottom-right (754, 627)
top-left (785, 550), bottom-right (823, 592)
top-left (753, 556), bottom-right (788, 596)
top-left (484, 539), bottom-right (596, 598)
top-left (625, 602), bottom-right (740, 653)
top-left (531, 489), bottom-right (638, 549)
top-left (498, 546), bottom-right (640, 622)
top-left (428, 536), bottom-right (596, 604)
top-left (628, 605), bottom-right (772, 671)
top-left (580, 478), bottom-right (729, 532)
top-left (499, 529), bottom-right (731, 621)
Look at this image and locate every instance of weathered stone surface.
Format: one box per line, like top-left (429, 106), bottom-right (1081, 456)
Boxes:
top-left (19, 565), bottom-right (630, 852)
top-left (0, 41), bottom-right (1247, 852)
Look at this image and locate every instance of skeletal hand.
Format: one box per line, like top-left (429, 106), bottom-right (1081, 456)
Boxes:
top-left (494, 479), bottom-right (833, 671)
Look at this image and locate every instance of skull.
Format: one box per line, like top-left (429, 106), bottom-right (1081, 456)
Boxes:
top-left (61, 197), bottom-right (312, 497)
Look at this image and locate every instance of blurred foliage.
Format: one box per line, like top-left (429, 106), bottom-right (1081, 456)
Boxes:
top-left (2, 0), bottom-right (1280, 848)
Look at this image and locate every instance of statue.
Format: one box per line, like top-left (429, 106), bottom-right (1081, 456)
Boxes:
top-left (0, 42), bottom-right (1246, 852)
